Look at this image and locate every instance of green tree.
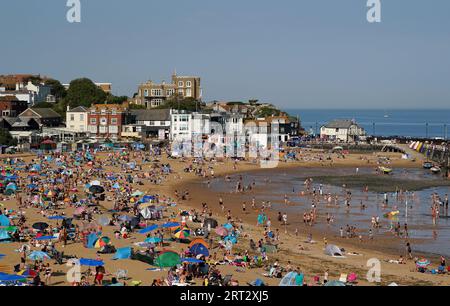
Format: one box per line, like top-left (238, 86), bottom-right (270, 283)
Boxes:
top-left (0, 129), bottom-right (17, 146)
top-left (256, 106), bottom-right (281, 117)
top-left (65, 78), bottom-right (107, 108)
top-left (45, 79), bottom-right (67, 99)
top-left (106, 94), bottom-right (128, 104)
top-left (157, 95), bottom-right (202, 112)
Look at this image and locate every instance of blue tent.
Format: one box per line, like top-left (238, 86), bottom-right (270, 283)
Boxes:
top-left (279, 272), bottom-right (302, 286)
top-left (5, 183), bottom-right (17, 191)
top-left (0, 215), bottom-right (10, 227)
top-left (79, 258), bottom-right (104, 267)
top-left (112, 183), bottom-right (120, 189)
top-left (86, 233), bottom-right (98, 249)
top-left (0, 230), bottom-right (10, 241)
top-left (223, 223), bottom-right (233, 230)
top-left (139, 224), bottom-right (158, 234)
top-left (224, 235), bottom-right (237, 244)
top-left (140, 195), bottom-right (155, 203)
top-left (113, 247), bottom-right (132, 260)
top-left (189, 243), bottom-right (210, 257)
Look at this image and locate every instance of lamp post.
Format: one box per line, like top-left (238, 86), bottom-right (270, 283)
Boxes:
top-left (426, 123), bottom-right (429, 139)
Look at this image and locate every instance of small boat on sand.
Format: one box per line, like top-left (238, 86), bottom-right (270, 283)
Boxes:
top-left (430, 166), bottom-right (441, 174)
top-left (423, 162), bottom-right (433, 169)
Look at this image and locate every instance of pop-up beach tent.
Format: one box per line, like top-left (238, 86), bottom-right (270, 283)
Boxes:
top-left (324, 244), bottom-right (344, 257)
top-left (0, 215), bottom-right (10, 227)
top-left (154, 250), bottom-right (181, 268)
top-left (279, 272), bottom-right (299, 286)
top-left (189, 243), bottom-right (209, 257)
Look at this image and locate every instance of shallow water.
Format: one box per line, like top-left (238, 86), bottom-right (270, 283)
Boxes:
top-left (209, 167), bottom-right (450, 257)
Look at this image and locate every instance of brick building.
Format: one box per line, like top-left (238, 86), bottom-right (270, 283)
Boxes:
top-left (87, 103), bottom-right (130, 140)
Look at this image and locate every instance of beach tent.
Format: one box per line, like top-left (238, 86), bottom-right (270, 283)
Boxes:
top-left (0, 215), bottom-right (10, 227)
top-left (144, 237), bottom-right (161, 244)
top-left (160, 222), bottom-right (180, 229)
top-left (113, 247), bottom-right (132, 260)
top-left (97, 216), bottom-right (110, 226)
top-left (279, 272), bottom-right (299, 286)
top-left (35, 236), bottom-right (56, 241)
top-left (173, 227), bottom-right (191, 240)
top-left (189, 243), bottom-right (209, 257)
top-left (262, 244), bottom-right (278, 254)
top-left (154, 250), bottom-right (181, 267)
top-left (0, 272), bottom-right (27, 282)
top-left (86, 233), bottom-right (99, 249)
top-left (0, 230), bottom-right (11, 241)
top-left (89, 185), bottom-right (105, 194)
top-left (203, 218), bottom-right (218, 229)
top-left (28, 251), bottom-right (51, 261)
top-left (215, 227), bottom-right (228, 237)
top-left (189, 238), bottom-right (209, 249)
top-left (324, 244), bottom-right (344, 257)
top-left (32, 222), bottom-right (49, 231)
top-left (249, 278), bottom-right (265, 286)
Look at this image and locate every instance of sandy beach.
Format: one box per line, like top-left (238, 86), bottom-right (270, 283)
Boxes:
top-left (0, 147), bottom-right (449, 287)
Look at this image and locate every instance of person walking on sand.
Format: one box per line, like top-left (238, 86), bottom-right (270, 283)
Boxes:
top-left (406, 242), bottom-right (413, 260)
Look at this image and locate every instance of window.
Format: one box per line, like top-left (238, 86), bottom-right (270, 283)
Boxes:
top-left (111, 109), bottom-right (116, 115)
top-left (149, 121), bottom-right (155, 126)
top-left (90, 118), bottom-right (97, 124)
top-left (144, 89), bottom-right (149, 97)
top-left (79, 114), bottom-right (84, 120)
top-left (101, 109), bottom-right (106, 114)
top-left (186, 88), bottom-right (192, 97)
top-left (178, 81), bottom-right (184, 87)
top-left (111, 118), bottom-right (117, 125)
top-left (100, 117), bottom-right (107, 125)
top-left (186, 81), bottom-right (192, 88)
top-left (178, 89), bottom-right (184, 95)
top-left (151, 89), bottom-right (162, 96)
top-left (166, 89), bottom-right (174, 96)
top-left (70, 114), bottom-right (75, 121)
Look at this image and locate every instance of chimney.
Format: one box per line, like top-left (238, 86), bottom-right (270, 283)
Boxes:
top-left (67, 105), bottom-right (70, 112)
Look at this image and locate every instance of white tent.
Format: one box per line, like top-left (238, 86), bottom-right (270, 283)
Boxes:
top-left (324, 244), bottom-right (344, 257)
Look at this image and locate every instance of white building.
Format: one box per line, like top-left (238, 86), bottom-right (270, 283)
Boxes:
top-left (24, 81), bottom-right (52, 104)
top-left (131, 109), bottom-right (171, 140)
top-left (320, 119), bottom-right (366, 142)
top-left (0, 81), bottom-right (51, 105)
top-left (66, 106), bottom-right (88, 132)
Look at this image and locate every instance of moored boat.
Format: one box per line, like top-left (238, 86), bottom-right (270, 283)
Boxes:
top-left (430, 166), bottom-right (441, 174)
top-left (379, 166), bottom-right (393, 174)
top-left (423, 162), bottom-right (433, 169)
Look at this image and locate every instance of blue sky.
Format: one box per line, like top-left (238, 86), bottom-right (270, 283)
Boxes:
top-left (1, 0), bottom-right (449, 109)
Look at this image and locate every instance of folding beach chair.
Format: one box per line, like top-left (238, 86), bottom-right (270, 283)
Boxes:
top-left (116, 269), bottom-right (128, 280)
top-left (339, 273), bottom-right (348, 283)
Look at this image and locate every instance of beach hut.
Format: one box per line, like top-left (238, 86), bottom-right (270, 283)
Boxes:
top-left (324, 244), bottom-right (344, 257)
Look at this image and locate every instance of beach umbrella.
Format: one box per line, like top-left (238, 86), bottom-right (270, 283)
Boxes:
top-left (173, 228), bottom-right (191, 239)
top-left (17, 268), bottom-right (38, 278)
top-left (78, 258), bottom-right (104, 267)
top-left (97, 216), bottom-right (110, 226)
top-left (34, 235), bottom-right (57, 241)
top-left (32, 222), bottom-right (49, 231)
top-left (223, 223), bottom-right (233, 230)
top-left (215, 227), bottom-right (228, 237)
top-left (154, 251), bottom-right (181, 268)
top-left (94, 237), bottom-right (111, 248)
top-left (48, 216), bottom-right (65, 220)
top-left (139, 224), bottom-right (158, 234)
top-left (416, 259), bottom-right (431, 268)
top-left (113, 247), bottom-right (132, 260)
top-left (28, 251), bottom-right (51, 261)
top-left (74, 207), bottom-right (86, 215)
top-left (144, 237), bottom-right (162, 244)
top-left (181, 258), bottom-right (204, 264)
top-left (112, 183), bottom-right (120, 189)
top-left (160, 222), bottom-right (180, 229)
